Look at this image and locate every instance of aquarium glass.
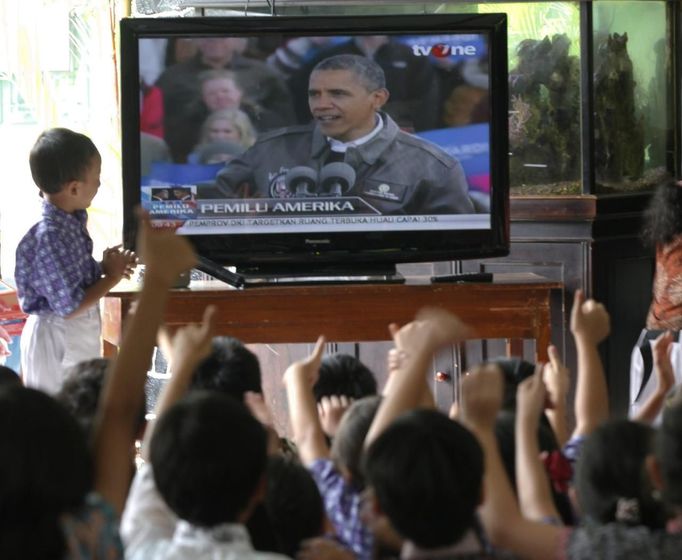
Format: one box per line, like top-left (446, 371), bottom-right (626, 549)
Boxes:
top-left (593, 1), bottom-right (671, 193)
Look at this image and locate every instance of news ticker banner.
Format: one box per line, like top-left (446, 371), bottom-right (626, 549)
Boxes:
top-left (141, 192), bottom-right (490, 233)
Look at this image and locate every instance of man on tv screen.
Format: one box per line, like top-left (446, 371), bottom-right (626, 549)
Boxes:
top-left (213, 54), bottom-right (475, 215)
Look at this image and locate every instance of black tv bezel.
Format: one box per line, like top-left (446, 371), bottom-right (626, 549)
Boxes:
top-left (120, 13), bottom-right (509, 270)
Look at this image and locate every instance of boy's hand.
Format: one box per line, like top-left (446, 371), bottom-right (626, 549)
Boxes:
top-left (652, 331), bottom-right (676, 396)
top-left (459, 363), bottom-right (503, 433)
top-left (168, 304), bottom-right (217, 371)
top-left (283, 335), bottom-right (326, 387)
top-left (318, 394), bottom-right (352, 437)
top-left (570, 289), bottom-right (610, 344)
top-left (392, 307), bottom-right (471, 359)
top-left (517, 365), bottom-right (547, 426)
top-left (135, 208), bottom-right (197, 285)
top-left (543, 345), bottom-right (569, 409)
top-left (102, 245), bottom-right (137, 281)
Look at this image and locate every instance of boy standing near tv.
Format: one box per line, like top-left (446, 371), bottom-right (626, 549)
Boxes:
top-left (213, 54), bottom-right (475, 215)
top-left (14, 128), bottom-right (137, 393)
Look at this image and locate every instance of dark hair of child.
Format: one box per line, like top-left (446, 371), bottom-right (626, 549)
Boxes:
top-left (150, 391), bottom-right (267, 527)
top-left (190, 336), bottom-right (262, 401)
top-left (330, 395), bottom-right (382, 489)
top-left (313, 353), bottom-right (377, 402)
top-left (575, 419), bottom-right (666, 529)
top-left (29, 128), bottom-right (100, 194)
top-left (0, 385), bottom-right (93, 558)
top-left (363, 409), bottom-right (483, 549)
top-left (264, 456), bottom-right (326, 557)
top-left (0, 365), bottom-right (21, 386)
top-left (56, 358), bottom-right (147, 437)
top-left (641, 179), bottom-right (682, 247)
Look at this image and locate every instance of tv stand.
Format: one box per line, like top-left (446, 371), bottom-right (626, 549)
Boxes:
top-left (235, 263), bottom-right (405, 286)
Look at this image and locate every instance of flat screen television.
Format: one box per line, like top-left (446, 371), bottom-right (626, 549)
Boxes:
top-left (120, 13), bottom-right (509, 285)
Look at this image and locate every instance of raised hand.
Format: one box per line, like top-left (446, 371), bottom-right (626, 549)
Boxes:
top-left (543, 345), bottom-right (569, 410)
top-left (167, 304), bottom-right (217, 372)
top-left (135, 208), bottom-right (197, 286)
top-left (392, 307), bottom-right (472, 359)
top-left (517, 364), bottom-right (547, 426)
top-left (652, 330), bottom-right (676, 397)
top-left (459, 363), bottom-right (503, 433)
top-left (318, 394), bottom-right (352, 437)
top-left (283, 335), bottom-right (326, 388)
top-left (570, 289), bottom-right (610, 344)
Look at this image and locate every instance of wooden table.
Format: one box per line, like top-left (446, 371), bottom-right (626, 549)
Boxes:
top-left (102, 272), bottom-right (562, 361)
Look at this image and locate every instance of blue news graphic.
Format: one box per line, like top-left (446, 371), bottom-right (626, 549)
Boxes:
top-left (416, 123), bottom-right (490, 193)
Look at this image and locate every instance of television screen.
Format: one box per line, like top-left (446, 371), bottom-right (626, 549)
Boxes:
top-left (121, 14), bottom-right (509, 280)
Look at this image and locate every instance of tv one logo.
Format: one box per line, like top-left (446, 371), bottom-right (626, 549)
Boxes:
top-left (411, 43), bottom-right (478, 57)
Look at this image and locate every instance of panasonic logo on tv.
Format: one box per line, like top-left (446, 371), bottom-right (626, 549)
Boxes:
top-left (305, 239), bottom-right (331, 244)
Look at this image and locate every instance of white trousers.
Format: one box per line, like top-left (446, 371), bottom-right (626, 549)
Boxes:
top-left (20, 305), bottom-right (102, 394)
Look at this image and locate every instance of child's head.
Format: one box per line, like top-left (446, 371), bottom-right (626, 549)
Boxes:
top-left (56, 358), bottom-right (147, 437)
top-left (264, 456), bottom-right (326, 556)
top-left (363, 409), bottom-right (483, 549)
top-left (199, 69), bottom-right (244, 112)
top-left (150, 391), bottom-right (267, 526)
top-left (190, 336), bottom-right (262, 402)
top-left (29, 128), bottom-right (101, 199)
top-left (329, 395), bottom-right (382, 487)
top-left (199, 108), bottom-right (256, 148)
top-left (314, 353), bottom-right (378, 402)
top-left (0, 385), bottom-right (92, 557)
top-left (576, 419), bottom-right (665, 529)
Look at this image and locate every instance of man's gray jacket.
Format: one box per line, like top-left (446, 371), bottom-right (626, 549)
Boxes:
top-left (213, 112), bottom-right (475, 215)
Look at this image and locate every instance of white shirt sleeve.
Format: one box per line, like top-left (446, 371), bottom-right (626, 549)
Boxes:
top-left (120, 462), bottom-right (178, 555)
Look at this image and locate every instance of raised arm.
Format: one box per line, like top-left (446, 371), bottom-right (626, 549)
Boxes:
top-left (515, 366), bottom-right (563, 523)
top-left (570, 289), bottom-right (610, 438)
top-left (283, 335), bottom-right (329, 466)
top-left (139, 305), bottom-right (218, 461)
top-left (365, 307), bottom-right (470, 449)
top-left (459, 366), bottom-right (563, 560)
top-left (92, 210), bottom-right (197, 515)
top-left (543, 345), bottom-right (571, 448)
top-left (633, 331), bottom-right (675, 424)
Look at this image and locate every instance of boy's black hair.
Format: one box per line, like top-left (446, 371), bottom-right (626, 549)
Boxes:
top-left (55, 358), bottom-right (147, 437)
top-left (264, 456), bottom-right (325, 557)
top-left (0, 385), bottom-right (92, 558)
top-left (656, 401), bottom-right (682, 507)
top-left (641, 179), bottom-right (682, 247)
top-left (29, 128), bottom-right (100, 194)
top-left (364, 409), bottom-right (483, 549)
top-left (330, 395), bottom-right (382, 489)
top-left (576, 419), bottom-right (665, 529)
top-left (190, 336), bottom-right (262, 401)
top-left (150, 391), bottom-right (267, 527)
top-left (0, 365), bottom-right (21, 386)
top-left (313, 353), bottom-right (377, 402)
